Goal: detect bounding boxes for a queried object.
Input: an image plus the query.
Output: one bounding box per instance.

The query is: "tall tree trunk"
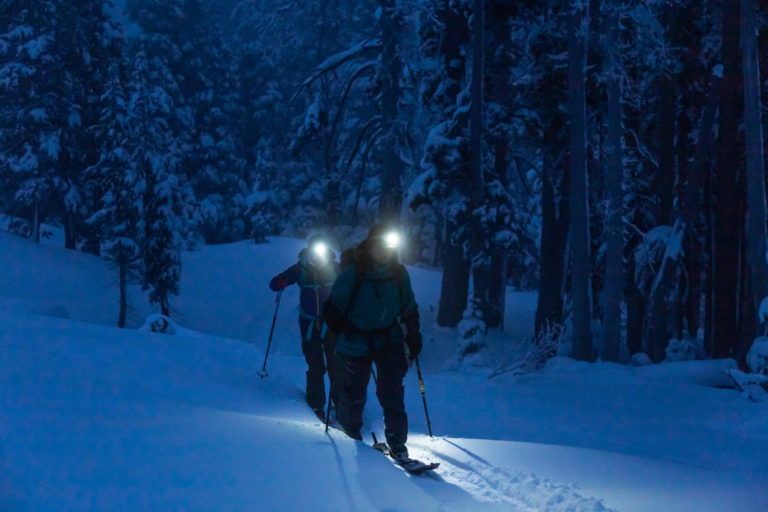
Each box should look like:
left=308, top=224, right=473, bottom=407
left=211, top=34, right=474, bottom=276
left=31, top=199, right=40, bottom=243
left=118, top=250, right=127, bottom=328
left=740, top=0, right=768, bottom=351
left=602, top=0, right=623, bottom=362
left=568, top=1, right=593, bottom=361
left=713, top=1, right=742, bottom=358
left=658, top=79, right=676, bottom=226
left=625, top=244, right=644, bottom=355
left=486, top=141, right=509, bottom=329
left=470, top=0, right=496, bottom=326
left=435, top=1, right=470, bottom=327
left=64, top=209, right=76, bottom=250
left=438, top=218, right=470, bottom=326
left=704, top=171, right=715, bottom=356
left=377, top=0, right=404, bottom=225
left=658, top=4, right=679, bottom=227
left=649, top=72, right=721, bottom=361
left=535, top=149, right=570, bottom=341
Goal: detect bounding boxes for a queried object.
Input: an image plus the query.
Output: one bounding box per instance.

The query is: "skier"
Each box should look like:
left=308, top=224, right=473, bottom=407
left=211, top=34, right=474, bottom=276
left=322, top=225, right=423, bottom=462
left=269, top=235, right=340, bottom=420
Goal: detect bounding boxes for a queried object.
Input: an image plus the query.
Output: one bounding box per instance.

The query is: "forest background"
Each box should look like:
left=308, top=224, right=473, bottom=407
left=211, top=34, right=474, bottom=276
left=2, top=0, right=768, bottom=370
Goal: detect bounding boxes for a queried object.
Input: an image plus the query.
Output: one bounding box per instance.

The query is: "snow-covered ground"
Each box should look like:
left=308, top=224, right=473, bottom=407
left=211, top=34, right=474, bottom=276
left=1, top=230, right=767, bottom=511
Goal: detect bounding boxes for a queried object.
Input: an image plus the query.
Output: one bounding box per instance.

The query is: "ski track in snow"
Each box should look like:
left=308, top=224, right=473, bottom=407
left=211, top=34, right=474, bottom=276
left=409, top=439, right=614, bottom=512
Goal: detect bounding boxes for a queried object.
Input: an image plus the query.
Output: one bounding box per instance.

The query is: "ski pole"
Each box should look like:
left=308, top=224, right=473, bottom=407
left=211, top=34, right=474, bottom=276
left=325, top=353, right=336, bottom=432
left=414, top=356, right=433, bottom=437
left=258, top=290, right=282, bottom=378
left=324, top=382, right=333, bottom=432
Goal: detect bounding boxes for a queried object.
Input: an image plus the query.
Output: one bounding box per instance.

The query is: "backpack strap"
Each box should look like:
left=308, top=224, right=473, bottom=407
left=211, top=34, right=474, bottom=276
left=391, top=263, right=407, bottom=315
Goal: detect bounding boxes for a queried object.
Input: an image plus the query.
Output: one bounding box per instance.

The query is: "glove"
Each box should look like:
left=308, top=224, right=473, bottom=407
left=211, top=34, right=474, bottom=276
left=323, top=301, right=344, bottom=334
left=269, top=274, right=288, bottom=292
left=405, top=331, right=422, bottom=360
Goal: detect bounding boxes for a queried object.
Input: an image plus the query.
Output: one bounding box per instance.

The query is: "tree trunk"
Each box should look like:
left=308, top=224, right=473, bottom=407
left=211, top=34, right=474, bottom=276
left=568, top=1, right=593, bottom=361
left=31, top=199, right=40, bottom=243
left=118, top=251, right=127, bottom=328
left=625, top=245, right=645, bottom=355
left=602, top=0, right=623, bottom=363
left=649, top=72, right=721, bottom=361
left=741, top=0, right=768, bottom=348
left=470, top=0, right=496, bottom=327
left=713, top=0, right=742, bottom=358
left=535, top=152, right=570, bottom=340
left=485, top=141, right=509, bottom=329
left=64, top=209, right=76, bottom=250
left=658, top=82, right=676, bottom=226
left=437, top=218, right=470, bottom=327
left=435, top=1, right=470, bottom=326
left=658, top=3, right=678, bottom=226
left=683, top=229, right=704, bottom=338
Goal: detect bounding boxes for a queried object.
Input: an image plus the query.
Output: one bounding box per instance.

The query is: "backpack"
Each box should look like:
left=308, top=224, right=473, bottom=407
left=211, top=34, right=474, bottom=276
left=340, top=247, right=406, bottom=316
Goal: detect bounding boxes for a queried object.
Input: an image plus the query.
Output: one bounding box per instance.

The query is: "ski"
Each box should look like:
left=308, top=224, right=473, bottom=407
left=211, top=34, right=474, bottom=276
left=371, top=433, right=439, bottom=475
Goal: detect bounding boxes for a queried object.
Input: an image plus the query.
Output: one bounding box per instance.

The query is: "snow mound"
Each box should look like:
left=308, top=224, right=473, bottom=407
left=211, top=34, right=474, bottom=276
left=727, top=368, right=768, bottom=402
left=747, top=337, right=768, bottom=374
left=630, top=353, right=653, bottom=366
left=138, top=314, right=203, bottom=338
left=665, top=335, right=699, bottom=362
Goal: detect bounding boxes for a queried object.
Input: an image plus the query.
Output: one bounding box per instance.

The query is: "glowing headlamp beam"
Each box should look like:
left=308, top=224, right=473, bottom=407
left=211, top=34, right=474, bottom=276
left=311, top=242, right=328, bottom=260
left=383, top=232, right=401, bottom=249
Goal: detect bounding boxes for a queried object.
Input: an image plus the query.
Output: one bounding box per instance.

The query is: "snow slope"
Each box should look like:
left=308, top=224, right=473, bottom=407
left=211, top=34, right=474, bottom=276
left=1, top=231, right=767, bottom=511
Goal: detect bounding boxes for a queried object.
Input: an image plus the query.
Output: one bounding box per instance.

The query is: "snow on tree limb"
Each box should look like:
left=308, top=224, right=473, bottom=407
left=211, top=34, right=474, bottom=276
left=299, top=39, right=381, bottom=90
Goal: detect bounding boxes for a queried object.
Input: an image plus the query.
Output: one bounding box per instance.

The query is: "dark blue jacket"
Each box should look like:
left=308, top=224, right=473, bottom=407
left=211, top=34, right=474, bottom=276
left=269, top=249, right=340, bottom=319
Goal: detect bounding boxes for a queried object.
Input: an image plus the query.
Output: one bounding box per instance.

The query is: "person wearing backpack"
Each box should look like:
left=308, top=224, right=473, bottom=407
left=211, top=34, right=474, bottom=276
left=322, top=225, right=423, bottom=461
left=269, top=234, right=340, bottom=420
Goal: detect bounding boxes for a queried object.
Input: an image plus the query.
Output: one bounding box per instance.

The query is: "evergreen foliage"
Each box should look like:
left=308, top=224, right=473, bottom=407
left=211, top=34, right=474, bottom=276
left=2, top=0, right=767, bottom=367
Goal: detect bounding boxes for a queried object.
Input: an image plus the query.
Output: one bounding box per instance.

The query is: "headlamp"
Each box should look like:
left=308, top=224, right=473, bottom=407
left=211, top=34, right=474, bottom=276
left=383, top=232, right=401, bottom=249
left=311, top=241, right=328, bottom=261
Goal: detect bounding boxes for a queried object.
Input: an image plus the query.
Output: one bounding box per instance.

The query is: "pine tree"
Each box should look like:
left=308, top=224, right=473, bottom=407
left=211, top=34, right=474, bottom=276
left=0, top=1, right=58, bottom=241
left=90, top=58, right=144, bottom=327
left=128, top=49, right=185, bottom=316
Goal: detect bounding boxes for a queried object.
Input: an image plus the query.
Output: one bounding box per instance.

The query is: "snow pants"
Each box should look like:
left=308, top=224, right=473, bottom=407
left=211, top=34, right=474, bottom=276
left=337, top=342, right=409, bottom=452
left=299, top=318, right=338, bottom=413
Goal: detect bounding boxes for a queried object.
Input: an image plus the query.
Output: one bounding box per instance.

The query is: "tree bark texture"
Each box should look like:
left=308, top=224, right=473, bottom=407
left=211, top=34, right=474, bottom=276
left=568, top=1, right=593, bottom=361
left=469, top=0, right=500, bottom=328
left=740, top=0, right=768, bottom=344
left=435, top=1, right=471, bottom=327
left=535, top=152, right=570, bottom=340
left=713, top=1, right=743, bottom=358
left=119, top=252, right=127, bottom=328
left=602, top=0, right=623, bottom=362
left=648, top=73, right=720, bottom=361
left=438, top=218, right=470, bottom=327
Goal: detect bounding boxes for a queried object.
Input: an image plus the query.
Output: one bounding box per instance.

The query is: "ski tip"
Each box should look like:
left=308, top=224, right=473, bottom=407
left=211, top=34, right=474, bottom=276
left=401, top=461, right=440, bottom=475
